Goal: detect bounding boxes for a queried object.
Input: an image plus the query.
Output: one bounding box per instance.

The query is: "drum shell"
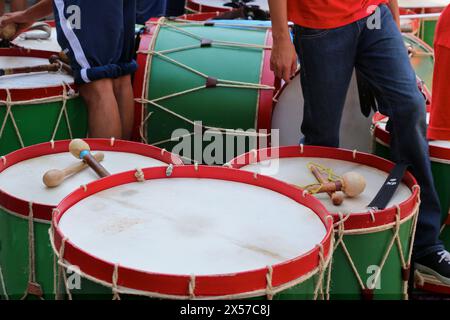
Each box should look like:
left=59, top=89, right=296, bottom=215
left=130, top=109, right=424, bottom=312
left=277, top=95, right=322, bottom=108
left=0, top=139, right=183, bottom=299
left=133, top=18, right=276, bottom=164
left=229, top=146, right=420, bottom=299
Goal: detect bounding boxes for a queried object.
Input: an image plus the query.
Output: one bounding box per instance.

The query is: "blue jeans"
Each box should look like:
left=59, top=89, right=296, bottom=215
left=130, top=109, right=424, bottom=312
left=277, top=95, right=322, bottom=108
left=293, top=4, right=443, bottom=258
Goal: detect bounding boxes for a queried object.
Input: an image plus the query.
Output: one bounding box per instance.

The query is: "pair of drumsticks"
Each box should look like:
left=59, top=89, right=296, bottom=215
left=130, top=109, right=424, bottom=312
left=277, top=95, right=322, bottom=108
left=43, top=139, right=111, bottom=188
left=304, top=164, right=366, bottom=206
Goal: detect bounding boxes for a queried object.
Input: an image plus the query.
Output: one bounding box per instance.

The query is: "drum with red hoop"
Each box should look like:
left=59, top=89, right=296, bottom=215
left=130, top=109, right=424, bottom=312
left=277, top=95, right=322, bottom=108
left=229, top=146, right=420, bottom=299
left=185, top=0, right=269, bottom=13
left=49, top=165, right=333, bottom=299
left=0, top=139, right=182, bottom=300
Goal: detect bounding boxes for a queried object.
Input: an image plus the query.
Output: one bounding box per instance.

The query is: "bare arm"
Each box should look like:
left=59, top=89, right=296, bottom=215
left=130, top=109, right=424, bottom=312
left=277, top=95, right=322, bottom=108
left=268, top=0, right=297, bottom=82
left=0, top=0, right=53, bottom=39
left=388, top=0, right=401, bottom=28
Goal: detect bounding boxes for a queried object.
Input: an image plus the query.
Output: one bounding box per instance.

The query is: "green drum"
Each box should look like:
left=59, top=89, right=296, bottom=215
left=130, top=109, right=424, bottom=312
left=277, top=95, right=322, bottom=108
left=0, top=48, right=87, bottom=156
left=134, top=18, right=276, bottom=164
left=372, top=113, right=450, bottom=294
left=399, top=0, right=450, bottom=47
left=230, top=146, right=421, bottom=300
left=49, top=165, right=333, bottom=300
left=0, top=139, right=183, bottom=300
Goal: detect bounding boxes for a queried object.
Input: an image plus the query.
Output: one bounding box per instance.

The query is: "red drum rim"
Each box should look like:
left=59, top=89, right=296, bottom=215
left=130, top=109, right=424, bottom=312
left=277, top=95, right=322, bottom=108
left=51, top=165, right=333, bottom=298
left=177, top=12, right=223, bottom=21
left=0, top=139, right=183, bottom=221
left=0, top=48, right=76, bottom=102
left=228, top=145, right=420, bottom=231
left=132, top=18, right=276, bottom=142
left=416, top=277, right=450, bottom=294
left=185, top=0, right=233, bottom=13
left=372, top=112, right=450, bottom=162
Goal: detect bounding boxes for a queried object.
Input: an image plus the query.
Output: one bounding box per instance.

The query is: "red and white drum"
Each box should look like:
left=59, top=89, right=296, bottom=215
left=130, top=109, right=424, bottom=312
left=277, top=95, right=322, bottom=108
left=50, top=166, right=333, bottom=299
left=186, top=0, right=269, bottom=13
left=0, top=139, right=182, bottom=299
left=12, top=21, right=61, bottom=53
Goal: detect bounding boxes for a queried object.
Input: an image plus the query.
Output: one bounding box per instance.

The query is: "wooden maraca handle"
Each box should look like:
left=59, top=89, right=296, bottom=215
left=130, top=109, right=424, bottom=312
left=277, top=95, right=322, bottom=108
left=69, top=139, right=111, bottom=178
left=81, top=153, right=110, bottom=178
left=310, top=166, right=344, bottom=206
left=49, top=55, right=73, bottom=75
left=307, top=172, right=366, bottom=198
left=43, top=152, right=105, bottom=188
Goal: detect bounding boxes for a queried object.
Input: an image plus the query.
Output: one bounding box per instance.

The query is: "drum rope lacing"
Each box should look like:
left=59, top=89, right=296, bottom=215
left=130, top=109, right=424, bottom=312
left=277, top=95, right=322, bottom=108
left=47, top=203, right=335, bottom=300
left=0, top=83, right=78, bottom=151
left=0, top=265, right=8, bottom=300
left=20, top=202, right=44, bottom=300
left=333, top=185, right=420, bottom=299
left=136, top=18, right=274, bottom=148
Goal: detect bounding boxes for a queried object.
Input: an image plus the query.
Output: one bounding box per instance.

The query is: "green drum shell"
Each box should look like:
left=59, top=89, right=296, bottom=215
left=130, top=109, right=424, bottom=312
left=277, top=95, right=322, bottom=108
left=374, top=118, right=450, bottom=293
left=228, top=146, right=420, bottom=300
left=0, top=140, right=184, bottom=300
left=0, top=49, right=87, bottom=156
left=50, top=166, right=333, bottom=300
left=403, top=33, right=435, bottom=91
left=134, top=18, right=275, bottom=164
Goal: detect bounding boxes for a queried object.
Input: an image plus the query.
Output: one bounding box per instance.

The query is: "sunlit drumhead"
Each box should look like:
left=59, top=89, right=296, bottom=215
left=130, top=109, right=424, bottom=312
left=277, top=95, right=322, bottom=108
left=58, top=177, right=326, bottom=276
left=0, top=152, right=167, bottom=206
left=272, top=73, right=374, bottom=153
left=241, top=157, right=412, bottom=214
left=190, top=0, right=269, bottom=11
left=12, top=27, right=61, bottom=52
left=0, top=56, right=73, bottom=89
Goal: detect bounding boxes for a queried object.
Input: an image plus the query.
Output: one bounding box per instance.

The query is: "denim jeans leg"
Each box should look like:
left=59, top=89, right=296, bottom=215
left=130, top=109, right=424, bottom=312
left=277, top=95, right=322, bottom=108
left=293, top=24, right=359, bottom=147
left=355, top=4, right=443, bottom=258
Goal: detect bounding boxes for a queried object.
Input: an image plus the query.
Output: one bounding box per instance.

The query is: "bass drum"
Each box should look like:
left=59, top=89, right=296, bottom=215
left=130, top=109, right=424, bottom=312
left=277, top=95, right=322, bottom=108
left=12, top=21, right=61, bottom=53
left=186, top=0, right=269, bottom=13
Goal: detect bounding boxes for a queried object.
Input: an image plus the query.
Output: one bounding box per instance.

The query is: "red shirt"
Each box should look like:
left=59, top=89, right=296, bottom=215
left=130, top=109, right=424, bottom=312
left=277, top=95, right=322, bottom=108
left=428, top=5, right=450, bottom=140
left=288, top=0, right=389, bottom=29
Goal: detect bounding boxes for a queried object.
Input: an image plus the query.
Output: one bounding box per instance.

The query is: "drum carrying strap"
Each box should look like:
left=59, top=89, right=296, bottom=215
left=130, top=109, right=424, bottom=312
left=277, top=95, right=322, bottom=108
left=367, top=163, right=409, bottom=210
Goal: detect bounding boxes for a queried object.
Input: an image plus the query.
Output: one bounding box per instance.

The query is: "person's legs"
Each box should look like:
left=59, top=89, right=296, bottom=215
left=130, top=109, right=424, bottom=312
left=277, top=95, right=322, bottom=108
left=355, top=4, right=443, bottom=258
left=293, top=24, right=359, bottom=147
left=113, top=75, right=134, bottom=140
left=79, top=79, right=122, bottom=139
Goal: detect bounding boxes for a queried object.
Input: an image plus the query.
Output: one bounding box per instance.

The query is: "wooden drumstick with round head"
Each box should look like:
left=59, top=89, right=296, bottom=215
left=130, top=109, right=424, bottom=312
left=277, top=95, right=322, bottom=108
left=310, top=165, right=344, bottom=206
left=69, top=139, right=111, bottom=178
left=307, top=172, right=366, bottom=198
left=43, top=152, right=105, bottom=188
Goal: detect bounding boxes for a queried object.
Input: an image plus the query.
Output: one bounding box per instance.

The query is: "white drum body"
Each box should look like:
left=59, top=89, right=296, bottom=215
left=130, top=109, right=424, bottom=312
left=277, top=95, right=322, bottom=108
left=12, top=26, right=61, bottom=53
left=272, top=73, right=373, bottom=153
left=399, top=0, right=450, bottom=9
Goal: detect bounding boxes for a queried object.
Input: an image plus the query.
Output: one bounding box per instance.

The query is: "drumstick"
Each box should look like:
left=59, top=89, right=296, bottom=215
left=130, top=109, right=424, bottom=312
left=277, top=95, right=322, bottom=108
left=306, top=172, right=366, bottom=198
left=69, top=139, right=111, bottom=178
left=0, top=63, right=67, bottom=77
left=0, top=23, right=17, bottom=40
left=43, top=152, right=105, bottom=188
left=49, top=55, right=73, bottom=75
left=310, top=165, right=344, bottom=206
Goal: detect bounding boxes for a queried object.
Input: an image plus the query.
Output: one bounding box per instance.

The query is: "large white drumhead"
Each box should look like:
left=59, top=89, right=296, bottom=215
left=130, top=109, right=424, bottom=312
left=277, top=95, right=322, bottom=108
left=12, top=28, right=61, bottom=52
left=58, top=178, right=326, bottom=275
left=241, top=157, right=412, bottom=214
left=272, top=73, right=374, bottom=153
left=399, top=0, right=450, bottom=9
left=0, top=56, right=73, bottom=89
left=0, top=152, right=167, bottom=206
left=191, top=0, right=269, bottom=11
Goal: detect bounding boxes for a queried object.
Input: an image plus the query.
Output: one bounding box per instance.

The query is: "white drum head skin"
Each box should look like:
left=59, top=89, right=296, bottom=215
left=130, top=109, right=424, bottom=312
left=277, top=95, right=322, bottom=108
left=241, top=157, right=412, bottom=214
left=12, top=28, right=61, bottom=52
left=58, top=178, right=326, bottom=276
left=0, top=151, right=167, bottom=206
left=272, top=73, right=374, bottom=153
left=399, top=0, right=450, bottom=9
left=191, top=0, right=269, bottom=11
left=0, top=56, right=73, bottom=89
